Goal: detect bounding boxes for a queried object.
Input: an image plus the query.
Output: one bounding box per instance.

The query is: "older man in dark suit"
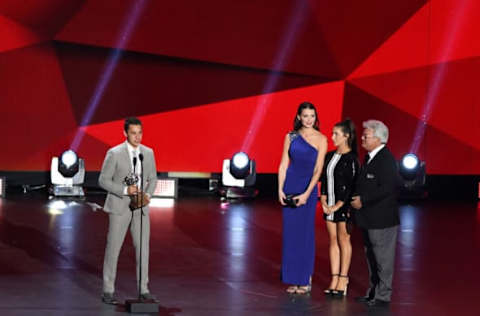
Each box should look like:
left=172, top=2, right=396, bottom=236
left=351, top=120, right=400, bottom=307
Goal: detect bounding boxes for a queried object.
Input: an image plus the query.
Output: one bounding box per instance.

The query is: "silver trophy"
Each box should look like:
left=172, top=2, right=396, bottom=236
left=124, top=173, right=147, bottom=210
left=124, top=172, right=139, bottom=186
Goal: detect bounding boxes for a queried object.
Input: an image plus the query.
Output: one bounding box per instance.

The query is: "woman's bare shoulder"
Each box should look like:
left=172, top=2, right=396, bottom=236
left=312, top=130, right=327, bottom=141
left=311, top=131, right=327, bottom=148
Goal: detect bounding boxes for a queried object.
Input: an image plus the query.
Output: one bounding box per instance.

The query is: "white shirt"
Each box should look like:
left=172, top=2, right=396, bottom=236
left=367, top=144, right=385, bottom=163
left=124, top=141, right=141, bottom=195
left=126, top=141, right=141, bottom=175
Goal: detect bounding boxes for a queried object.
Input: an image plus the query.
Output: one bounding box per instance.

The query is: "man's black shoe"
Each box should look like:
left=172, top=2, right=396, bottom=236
left=101, top=292, right=119, bottom=305
left=355, top=296, right=371, bottom=303
left=140, top=292, right=158, bottom=302
left=366, top=299, right=390, bottom=307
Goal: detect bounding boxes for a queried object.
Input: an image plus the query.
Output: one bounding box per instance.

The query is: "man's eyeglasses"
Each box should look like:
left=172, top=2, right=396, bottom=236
left=361, top=135, right=376, bottom=140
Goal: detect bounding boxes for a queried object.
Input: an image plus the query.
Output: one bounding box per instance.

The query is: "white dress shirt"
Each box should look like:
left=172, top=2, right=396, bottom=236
left=367, top=144, right=385, bottom=164
left=124, top=141, right=141, bottom=195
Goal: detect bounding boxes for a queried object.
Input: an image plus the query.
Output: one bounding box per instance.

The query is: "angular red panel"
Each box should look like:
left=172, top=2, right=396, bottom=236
left=343, top=82, right=480, bottom=174
left=342, top=83, right=426, bottom=162
left=350, top=0, right=480, bottom=78
left=349, top=2, right=430, bottom=78
left=55, top=0, right=339, bottom=77
left=429, top=0, right=480, bottom=64
left=0, top=43, right=77, bottom=170
left=0, top=15, right=44, bottom=52
left=349, top=57, right=480, bottom=151
left=54, top=42, right=330, bottom=126
left=424, top=124, right=480, bottom=174
left=0, top=0, right=84, bottom=38
left=55, top=0, right=424, bottom=78
left=83, top=82, right=345, bottom=172
left=310, top=0, right=427, bottom=77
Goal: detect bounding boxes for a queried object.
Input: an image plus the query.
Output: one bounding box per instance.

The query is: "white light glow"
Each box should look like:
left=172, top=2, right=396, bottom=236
left=402, top=154, right=419, bottom=170
left=48, top=208, right=64, bottom=215
left=0, top=177, right=4, bottom=197
left=48, top=200, right=68, bottom=210
left=149, top=198, right=175, bottom=208
left=61, top=150, right=77, bottom=168
left=232, top=152, right=249, bottom=169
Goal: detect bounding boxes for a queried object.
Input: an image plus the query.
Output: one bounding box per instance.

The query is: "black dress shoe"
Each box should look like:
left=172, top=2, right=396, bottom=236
left=366, top=299, right=390, bottom=307
left=355, top=296, right=371, bottom=303
left=140, top=292, right=158, bottom=302
left=101, top=292, right=119, bottom=305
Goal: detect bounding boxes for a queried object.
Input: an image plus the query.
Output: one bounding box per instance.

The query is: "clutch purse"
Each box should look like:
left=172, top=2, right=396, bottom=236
left=283, top=194, right=300, bottom=208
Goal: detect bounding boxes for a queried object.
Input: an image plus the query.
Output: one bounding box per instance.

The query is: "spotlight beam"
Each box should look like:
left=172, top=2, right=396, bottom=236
left=410, top=0, right=470, bottom=154
left=241, top=0, right=309, bottom=152
left=71, top=0, right=148, bottom=151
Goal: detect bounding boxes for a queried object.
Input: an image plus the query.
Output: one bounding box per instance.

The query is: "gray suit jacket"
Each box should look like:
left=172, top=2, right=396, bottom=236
left=99, top=142, right=157, bottom=214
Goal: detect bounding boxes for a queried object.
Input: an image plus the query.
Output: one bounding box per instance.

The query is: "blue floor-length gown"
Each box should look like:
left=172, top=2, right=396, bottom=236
left=282, top=134, right=318, bottom=286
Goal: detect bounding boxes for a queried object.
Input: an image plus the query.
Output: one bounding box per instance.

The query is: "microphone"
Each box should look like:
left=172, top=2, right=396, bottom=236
left=125, top=155, right=139, bottom=186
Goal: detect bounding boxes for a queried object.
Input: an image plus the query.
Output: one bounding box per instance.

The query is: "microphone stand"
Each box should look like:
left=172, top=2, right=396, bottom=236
left=126, top=152, right=158, bottom=313
left=138, top=154, right=143, bottom=300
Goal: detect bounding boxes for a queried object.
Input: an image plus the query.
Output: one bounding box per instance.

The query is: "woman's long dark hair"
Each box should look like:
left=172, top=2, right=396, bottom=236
left=334, top=118, right=358, bottom=156
left=293, top=101, right=319, bottom=131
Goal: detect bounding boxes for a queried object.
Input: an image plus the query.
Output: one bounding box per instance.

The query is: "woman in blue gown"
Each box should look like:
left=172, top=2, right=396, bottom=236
left=278, top=102, right=327, bottom=294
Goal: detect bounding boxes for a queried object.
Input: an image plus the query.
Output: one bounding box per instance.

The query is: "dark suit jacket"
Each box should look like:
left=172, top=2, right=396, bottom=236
left=354, top=146, right=400, bottom=229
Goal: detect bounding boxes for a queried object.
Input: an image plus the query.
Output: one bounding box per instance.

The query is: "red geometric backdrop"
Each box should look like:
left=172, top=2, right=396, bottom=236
left=1, top=0, right=479, bottom=174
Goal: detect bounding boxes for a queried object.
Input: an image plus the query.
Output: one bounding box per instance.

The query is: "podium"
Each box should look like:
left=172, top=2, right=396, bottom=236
left=126, top=298, right=159, bottom=313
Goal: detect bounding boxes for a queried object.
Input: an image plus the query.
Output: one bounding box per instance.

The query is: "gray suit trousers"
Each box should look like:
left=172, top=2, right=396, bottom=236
left=363, top=225, right=398, bottom=302
left=103, top=210, right=150, bottom=294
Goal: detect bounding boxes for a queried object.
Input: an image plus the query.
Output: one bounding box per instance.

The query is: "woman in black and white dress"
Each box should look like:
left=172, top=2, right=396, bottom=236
left=320, top=119, right=359, bottom=297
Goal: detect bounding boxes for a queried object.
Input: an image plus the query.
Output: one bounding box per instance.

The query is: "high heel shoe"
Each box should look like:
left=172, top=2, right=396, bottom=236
left=295, top=285, right=311, bottom=295
left=286, top=286, right=298, bottom=294
left=332, top=275, right=349, bottom=297
left=324, top=274, right=339, bottom=295
left=296, top=276, right=312, bottom=295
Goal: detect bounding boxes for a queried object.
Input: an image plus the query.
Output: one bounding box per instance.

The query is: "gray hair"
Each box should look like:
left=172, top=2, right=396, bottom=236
left=363, top=120, right=389, bottom=143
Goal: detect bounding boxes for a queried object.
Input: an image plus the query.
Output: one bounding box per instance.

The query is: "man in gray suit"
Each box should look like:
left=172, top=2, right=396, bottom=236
left=99, top=117, right=158, bottom=304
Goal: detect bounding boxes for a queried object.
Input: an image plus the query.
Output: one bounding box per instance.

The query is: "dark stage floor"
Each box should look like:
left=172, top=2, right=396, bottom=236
left=0, top=192, right=479, bottom=315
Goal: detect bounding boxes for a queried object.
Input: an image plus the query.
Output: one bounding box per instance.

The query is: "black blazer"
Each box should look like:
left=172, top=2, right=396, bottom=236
left=354, top=146, right=400, bottom=229
left=320, top=151, right=360, bottom=212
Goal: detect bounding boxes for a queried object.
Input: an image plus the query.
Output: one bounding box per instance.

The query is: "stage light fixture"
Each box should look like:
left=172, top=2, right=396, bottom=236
left=50, top=149, right=85, bottom=197
left=399, top=153, right=423, bottom=181
left=230, top=152, right=251, bottom=179
left=59, top=150, right=79, bottom=178
left=221, top=152, right=257, bottom=199
left=0, top=177, right=5, bottom=197
left=398, top=153, right=426, bottom=198
left=402, top=154, right=419, bottom=170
